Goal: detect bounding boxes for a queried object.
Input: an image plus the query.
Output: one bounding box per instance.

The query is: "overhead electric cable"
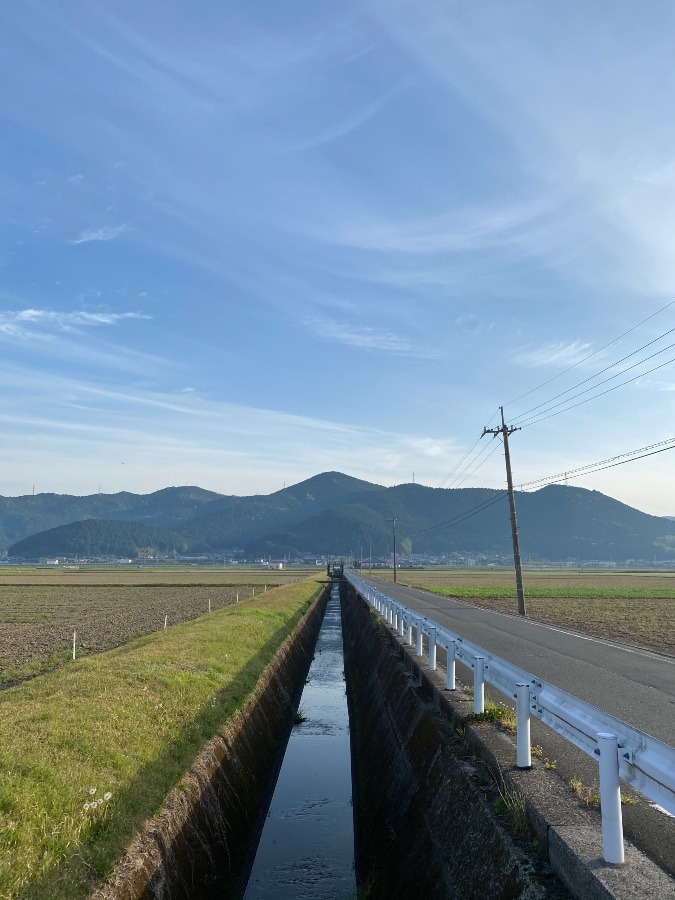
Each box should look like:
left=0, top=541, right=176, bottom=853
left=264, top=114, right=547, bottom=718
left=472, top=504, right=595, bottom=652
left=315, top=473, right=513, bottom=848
left=514, top=345, right=675, bottom=428
left=450, top=438, right=503, bottom=489
left=505, top=298, right=675, bottom=408
left=412, top=491, right=509, bottom=535
left=519, top=353, right=675, bottom=428
left=511, top=325, right=675, bottom=423
left=436, top=433, right=484, bottom=489
left=410, top=421, right=499, bottom=520
left=517, top=437, right=675, bottom=490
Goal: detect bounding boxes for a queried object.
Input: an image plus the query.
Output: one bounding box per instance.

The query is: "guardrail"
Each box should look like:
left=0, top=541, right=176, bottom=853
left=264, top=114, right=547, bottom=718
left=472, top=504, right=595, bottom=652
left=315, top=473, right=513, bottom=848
left=345, top=571, right=675, bottom=865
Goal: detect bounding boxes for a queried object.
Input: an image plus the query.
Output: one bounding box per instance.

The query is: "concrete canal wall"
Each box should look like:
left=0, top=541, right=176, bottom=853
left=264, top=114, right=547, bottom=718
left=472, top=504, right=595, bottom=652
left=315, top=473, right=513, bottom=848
left=340, top=580, right=563, bottom=899
left=92, top=585, right=329, bottom=900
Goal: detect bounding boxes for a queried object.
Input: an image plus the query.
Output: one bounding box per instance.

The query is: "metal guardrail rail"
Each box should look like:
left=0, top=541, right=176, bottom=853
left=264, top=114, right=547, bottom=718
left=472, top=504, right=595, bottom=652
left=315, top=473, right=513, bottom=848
left=345, top=571, right=675, bottom=865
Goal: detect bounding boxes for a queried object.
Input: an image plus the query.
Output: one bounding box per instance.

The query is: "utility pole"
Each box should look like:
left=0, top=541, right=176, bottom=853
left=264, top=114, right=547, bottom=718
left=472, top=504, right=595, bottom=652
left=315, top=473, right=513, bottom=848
left=392, top=518, right=397, bottom=583
left=482, top=407, right=526, bottom=616
left=369, top=535, right=372, bottom=574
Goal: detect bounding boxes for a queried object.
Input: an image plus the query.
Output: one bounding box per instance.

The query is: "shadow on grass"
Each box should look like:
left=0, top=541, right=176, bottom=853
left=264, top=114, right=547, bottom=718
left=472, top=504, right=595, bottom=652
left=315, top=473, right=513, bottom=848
left=20, top=598, right=322, bottom=900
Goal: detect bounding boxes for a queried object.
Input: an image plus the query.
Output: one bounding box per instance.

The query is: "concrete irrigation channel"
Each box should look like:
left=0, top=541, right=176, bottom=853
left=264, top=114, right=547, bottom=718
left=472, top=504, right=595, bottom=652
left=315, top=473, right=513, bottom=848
left=95, top=578, right=674, bottom=899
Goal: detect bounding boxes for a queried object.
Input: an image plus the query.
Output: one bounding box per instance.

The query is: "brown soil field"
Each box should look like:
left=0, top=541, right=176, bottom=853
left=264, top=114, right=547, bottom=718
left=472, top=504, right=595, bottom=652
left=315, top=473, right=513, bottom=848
left=379, top=569, right=675, bottom=655
left=0, top=575, right=298, bottom=682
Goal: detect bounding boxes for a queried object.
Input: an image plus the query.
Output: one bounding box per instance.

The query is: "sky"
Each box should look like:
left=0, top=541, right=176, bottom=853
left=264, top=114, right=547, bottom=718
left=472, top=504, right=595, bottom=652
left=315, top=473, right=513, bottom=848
left=2, top=1, right=675, bottom=515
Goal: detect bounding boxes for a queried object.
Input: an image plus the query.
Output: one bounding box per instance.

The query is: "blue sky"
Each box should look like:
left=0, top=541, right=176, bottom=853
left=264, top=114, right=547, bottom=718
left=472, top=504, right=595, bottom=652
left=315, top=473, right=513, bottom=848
left=2, top=1, right=675, bottom=514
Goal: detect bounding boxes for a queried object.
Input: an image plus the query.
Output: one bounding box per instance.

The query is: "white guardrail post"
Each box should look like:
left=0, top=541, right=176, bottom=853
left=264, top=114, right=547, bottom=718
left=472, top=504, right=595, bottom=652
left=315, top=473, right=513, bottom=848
left=473, top=656, right=485, bottom=714
left=446, top=640, right=456, bottom=690
left=416, top=620, right=424, bottom=657
left=345, top=570, right=675, bottom=865
left=516, top=683, right=531, bottom=769
left=428, top=627, right=437, bottom=671
left=597, top=733, right=625, bottom=864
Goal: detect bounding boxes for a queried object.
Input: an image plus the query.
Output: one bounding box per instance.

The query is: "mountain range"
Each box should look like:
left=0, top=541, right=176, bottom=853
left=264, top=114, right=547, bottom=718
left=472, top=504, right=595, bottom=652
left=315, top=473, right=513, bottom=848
left=4, top=472, right=675, bottom=562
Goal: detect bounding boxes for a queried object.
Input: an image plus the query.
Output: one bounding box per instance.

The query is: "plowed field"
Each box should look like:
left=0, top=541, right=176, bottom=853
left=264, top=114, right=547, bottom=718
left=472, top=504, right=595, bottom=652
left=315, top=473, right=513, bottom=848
left=0, top=572, right=291, bottom=681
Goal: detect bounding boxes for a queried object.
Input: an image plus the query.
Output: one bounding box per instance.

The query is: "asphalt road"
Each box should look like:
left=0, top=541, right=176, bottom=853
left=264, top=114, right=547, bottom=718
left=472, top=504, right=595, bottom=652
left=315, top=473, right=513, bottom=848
left=357, top=574, right=675, bottom=747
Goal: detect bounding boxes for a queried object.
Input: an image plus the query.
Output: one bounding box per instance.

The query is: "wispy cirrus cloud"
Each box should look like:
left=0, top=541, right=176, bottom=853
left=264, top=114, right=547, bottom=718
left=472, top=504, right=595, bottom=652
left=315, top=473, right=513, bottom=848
left=0, top=308, right=150, bottom=338
left=71, top=224, right=129, bottom=245
left=513, top=341, right=595, bottom=369
left=304, top=315, right=432, bottom=355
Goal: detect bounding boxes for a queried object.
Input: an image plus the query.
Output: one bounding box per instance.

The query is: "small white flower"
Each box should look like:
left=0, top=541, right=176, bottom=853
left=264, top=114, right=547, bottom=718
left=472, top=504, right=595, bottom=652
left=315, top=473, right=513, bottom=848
left=103, top=792, right=112, bottom=801
left=83, top=802, right=90, bottom=810
left=89, top=787, right=97, bottom=796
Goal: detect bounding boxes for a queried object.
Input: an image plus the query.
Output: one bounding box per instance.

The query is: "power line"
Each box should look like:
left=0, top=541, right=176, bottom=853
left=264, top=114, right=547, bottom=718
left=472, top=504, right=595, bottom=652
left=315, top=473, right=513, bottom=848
left=436, top=433, right=484, bottom=489
left=519, top=352, right=675, bottom=428
left=410, top=423, right=498, bottom=520
left=450, top=438, right=503, bottom=489
left=517, top=437, right=675, bottom=490
left=412, top=491, right=509, bottom=536
left=505, top=298, right=675, bottom=408
left=511, top=325, right=675, bottom=424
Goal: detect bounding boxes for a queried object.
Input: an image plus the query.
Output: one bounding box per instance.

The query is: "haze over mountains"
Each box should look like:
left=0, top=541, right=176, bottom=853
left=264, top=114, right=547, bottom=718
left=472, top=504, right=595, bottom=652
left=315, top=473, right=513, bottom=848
left=4, top=472, right=675, bottom=562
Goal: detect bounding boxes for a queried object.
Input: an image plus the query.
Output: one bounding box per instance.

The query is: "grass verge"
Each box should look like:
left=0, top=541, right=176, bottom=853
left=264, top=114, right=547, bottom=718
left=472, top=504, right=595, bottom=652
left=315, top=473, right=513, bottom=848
left=0, top=578, right=322, bottom=899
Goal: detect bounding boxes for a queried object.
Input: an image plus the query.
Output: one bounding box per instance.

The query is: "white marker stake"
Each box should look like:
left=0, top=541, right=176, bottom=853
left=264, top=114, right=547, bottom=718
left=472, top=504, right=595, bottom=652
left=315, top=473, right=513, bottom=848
left=264, top=584, right=267, bottom=592
left=208, top=598, right=211, bottom=613
left=72, top=631, right=77, bottom=660
left=252, top=587, right=255, bottom=596
left=236, top=592, right=239, bottom=603
left=164, top=615, right=168, bottom=629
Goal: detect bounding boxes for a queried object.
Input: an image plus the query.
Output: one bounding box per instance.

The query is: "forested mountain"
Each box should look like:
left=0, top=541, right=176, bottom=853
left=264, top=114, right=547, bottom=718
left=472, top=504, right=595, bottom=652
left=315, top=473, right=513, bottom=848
left=0, top=486, right=220, bottom=552
left=179, top=472, right=384, bottom=551
left=241, top=482, right=675, bottom=561
left=9, top=520, right=187, bottom=559
left=4, top=473, right=675, bottom=562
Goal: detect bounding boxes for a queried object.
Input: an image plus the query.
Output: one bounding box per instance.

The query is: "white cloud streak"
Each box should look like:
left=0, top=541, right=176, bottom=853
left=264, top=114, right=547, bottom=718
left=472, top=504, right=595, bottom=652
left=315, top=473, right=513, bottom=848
left=71, top=224, right=129, bottom=244
left=0, top=308, right=150, bottom=338
left=304, top=315, right=432, bottom=355
left=513, top=341, right=595, bottom=369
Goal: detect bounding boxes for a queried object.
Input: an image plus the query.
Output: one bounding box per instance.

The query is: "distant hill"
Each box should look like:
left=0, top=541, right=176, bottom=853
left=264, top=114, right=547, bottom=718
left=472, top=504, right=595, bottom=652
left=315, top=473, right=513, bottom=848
left=179, top=472, right=384, bottom=551
left=8, top=520, right=188, bottom=559
left=241, top=481, right=675, bottom=562
left=0, top=486, right=221, bottom=553
left=3, top=472, right=675, bottom=562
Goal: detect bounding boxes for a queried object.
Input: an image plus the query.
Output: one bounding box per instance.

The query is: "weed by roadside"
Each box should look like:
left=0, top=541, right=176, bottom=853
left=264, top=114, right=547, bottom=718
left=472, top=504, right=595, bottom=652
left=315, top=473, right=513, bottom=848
left=466, top=699, right=516, bottom=732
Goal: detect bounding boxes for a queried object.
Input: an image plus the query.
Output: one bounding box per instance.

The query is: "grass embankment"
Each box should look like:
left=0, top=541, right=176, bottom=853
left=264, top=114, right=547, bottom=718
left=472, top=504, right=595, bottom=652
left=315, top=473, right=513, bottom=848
left=0, top=578, right=322, bottom=899
left=389, top=570, right=675, bottom=653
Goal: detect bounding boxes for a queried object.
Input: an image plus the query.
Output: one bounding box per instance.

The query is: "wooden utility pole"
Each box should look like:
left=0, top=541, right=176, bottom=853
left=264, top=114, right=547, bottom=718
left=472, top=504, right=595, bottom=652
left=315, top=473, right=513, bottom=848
left=482, top=407, right=526, bottom=616
left=392, top=518, right=397, bottom=583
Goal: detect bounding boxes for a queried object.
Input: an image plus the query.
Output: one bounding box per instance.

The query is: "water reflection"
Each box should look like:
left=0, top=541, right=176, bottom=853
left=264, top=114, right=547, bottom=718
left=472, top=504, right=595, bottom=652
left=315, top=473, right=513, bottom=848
left=243, top=587, right=355, bottom=899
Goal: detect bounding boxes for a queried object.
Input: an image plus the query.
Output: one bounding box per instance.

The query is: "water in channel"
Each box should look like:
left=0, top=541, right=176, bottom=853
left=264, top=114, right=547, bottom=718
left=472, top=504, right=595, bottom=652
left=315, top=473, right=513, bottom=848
left=243, top=584, right=355, bottom=899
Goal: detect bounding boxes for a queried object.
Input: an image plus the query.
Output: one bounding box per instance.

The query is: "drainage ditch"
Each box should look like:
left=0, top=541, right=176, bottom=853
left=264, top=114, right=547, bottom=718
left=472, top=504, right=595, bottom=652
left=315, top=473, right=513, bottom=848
left=98, top=580, right=568, bottom=899
left=243, top=582, right=355, bottom=898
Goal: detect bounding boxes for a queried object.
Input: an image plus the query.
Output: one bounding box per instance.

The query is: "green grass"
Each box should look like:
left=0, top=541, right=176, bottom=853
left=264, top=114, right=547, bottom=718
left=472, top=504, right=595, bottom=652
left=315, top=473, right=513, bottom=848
left=0, top=578, right=322, bottom=899
left=466, top=698, right=516, bottom=732
left=426, top=584, right=675, bottom=600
